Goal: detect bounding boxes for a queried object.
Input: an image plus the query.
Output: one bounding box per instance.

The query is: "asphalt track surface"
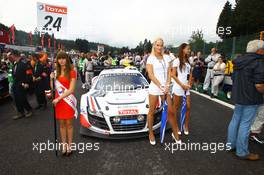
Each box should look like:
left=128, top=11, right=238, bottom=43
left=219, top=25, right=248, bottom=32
left=0, top=81, right=263, bottom=175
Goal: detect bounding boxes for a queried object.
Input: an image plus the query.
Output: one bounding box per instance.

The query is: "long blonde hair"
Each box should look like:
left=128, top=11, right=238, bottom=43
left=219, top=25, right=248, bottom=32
left=151, top=38, right=164, bottom=57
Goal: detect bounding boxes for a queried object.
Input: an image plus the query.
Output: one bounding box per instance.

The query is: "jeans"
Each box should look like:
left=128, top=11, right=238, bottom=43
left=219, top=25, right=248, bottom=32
left=227, top=104, right=259, bottom=157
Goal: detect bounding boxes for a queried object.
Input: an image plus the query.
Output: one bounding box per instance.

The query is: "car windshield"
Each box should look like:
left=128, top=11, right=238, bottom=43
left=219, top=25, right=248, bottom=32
left=95, top=73, right=149, bottom=91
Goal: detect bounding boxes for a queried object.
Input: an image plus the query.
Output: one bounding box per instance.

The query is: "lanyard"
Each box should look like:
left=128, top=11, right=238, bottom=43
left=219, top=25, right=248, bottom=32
left=158, top=57, right=166, bottom=81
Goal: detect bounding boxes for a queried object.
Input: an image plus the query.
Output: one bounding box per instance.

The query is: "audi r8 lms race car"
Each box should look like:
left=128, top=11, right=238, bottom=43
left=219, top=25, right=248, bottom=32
left=79, top=68, right=162, bottom=139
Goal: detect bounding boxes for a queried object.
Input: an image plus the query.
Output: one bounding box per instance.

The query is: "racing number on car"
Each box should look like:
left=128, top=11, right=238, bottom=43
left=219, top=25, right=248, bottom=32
left=43, top=15, right=62, bottom=32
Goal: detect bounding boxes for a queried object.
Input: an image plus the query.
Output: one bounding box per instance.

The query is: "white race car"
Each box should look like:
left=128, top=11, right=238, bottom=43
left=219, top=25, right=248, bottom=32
left=79, top=68, right=162, bottom=139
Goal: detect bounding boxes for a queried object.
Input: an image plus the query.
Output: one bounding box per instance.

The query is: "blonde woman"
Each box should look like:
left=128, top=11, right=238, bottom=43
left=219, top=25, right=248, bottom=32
left=146, top=38, right=181, bottom=145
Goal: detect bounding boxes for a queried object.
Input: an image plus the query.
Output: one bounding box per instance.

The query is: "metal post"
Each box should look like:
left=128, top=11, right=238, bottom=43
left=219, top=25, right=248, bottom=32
left=51, top=33, right=58, bottom=157
left=232, top=37, right=236, bottom=59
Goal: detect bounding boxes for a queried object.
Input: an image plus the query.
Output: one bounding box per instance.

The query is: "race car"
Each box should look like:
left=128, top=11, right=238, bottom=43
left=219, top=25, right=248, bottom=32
left=79, top=68, right=162, bottom=139
left=0, top=70, right=9, bottom=99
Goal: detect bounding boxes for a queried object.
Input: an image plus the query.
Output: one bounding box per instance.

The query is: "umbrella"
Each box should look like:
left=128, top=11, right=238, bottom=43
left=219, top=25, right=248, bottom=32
left=180, top=92, right=187, bottom=133
left=160, top=97, right=168, bottom=143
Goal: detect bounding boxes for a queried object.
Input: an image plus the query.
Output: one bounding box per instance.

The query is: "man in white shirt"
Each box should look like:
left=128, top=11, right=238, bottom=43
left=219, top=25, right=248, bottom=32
left=83, top=56, right=94, bottom=90
left=203, top=48, right=221, bottom=93
left=211, top=56, right=226, bottom=97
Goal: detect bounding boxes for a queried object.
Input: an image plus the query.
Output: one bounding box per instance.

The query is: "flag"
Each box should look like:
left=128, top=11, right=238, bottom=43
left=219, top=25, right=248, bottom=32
left=160, top=98, right=168, bottom=143
left=48, top=37, right=51, bottom=49
left=9, top=24, right=15, bottom=44
left=41, top=34, right=44, bottom=48
left=0, top=29, right=10, bottom=44
left=180, top=92, right=187, bottom=132
left=29, top=31, right=33, bottom=45
left=54, top=38, right=56, bottom=51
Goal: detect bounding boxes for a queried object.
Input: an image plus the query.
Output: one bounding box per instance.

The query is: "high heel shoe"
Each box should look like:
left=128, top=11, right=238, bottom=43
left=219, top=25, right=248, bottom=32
left=172, top=133, right=182, bottom=144
left=61, top=144, right=67, bottom=156
left=149, top=135, right=156, bottom=145
left=183, top=127, right=189, bottom=135
left=178, top=131, right=182, bottom=135
left=66, top=148, right=72, bottom=156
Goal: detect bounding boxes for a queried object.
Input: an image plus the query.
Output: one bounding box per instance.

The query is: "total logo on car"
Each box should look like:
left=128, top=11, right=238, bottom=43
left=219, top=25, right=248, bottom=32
left=79, top=68, right=162, bottom=139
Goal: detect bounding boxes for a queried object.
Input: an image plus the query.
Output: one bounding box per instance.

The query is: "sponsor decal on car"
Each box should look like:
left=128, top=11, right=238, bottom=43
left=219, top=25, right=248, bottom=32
left=118, top=109, right=139, bottom=115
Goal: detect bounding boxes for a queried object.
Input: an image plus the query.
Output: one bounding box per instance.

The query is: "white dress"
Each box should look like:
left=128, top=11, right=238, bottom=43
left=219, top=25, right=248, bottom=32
left=172, top=58, right=191, bottom=96
left=147, top=55, right=172, bottom=95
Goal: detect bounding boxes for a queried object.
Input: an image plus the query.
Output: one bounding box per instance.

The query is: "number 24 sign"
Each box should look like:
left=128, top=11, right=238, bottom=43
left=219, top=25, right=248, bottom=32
left=37, top=2, right=67, bottom=33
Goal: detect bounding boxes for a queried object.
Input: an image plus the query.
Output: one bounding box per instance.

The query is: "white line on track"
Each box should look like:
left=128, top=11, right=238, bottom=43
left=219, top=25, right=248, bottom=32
left=190, top=90, right=235, bottom=109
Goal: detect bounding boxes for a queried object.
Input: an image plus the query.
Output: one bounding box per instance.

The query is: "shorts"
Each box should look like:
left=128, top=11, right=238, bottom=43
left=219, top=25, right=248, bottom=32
left=173, top=83, right=190, bottom=96
left=148, top=82, right=164, bottom=96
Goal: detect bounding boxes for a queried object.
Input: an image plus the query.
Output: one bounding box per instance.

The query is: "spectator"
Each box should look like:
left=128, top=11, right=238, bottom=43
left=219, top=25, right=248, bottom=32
left=227, top=40, right=264, bottom=161
left=250, top=99, right=264, bottom=144
left=83, top=53, right=94, bottom=90
left=250, top=48, right=264, bottom=144
left=211, top=55, right=226, bottom=98
left=104, top=55, right=113, bottom=67
left=120, top=56, right=132, bottom=67
left=140, top=52, right=149, bottom=79
left=203, top=48, right=221, bottom=93
left=33, top=53, right=50, bottom=110
left=78, top=53, right=86, bottom=89
left=7, top=52, right=15, bottom=98
left=188, top=51, right=196, bottom=66
left=192, top=51, right=204, bottom=91
left=12, top=50, right=33, bottom=120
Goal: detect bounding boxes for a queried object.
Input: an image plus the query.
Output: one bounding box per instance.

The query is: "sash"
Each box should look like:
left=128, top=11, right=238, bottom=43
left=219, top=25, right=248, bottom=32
left=55, top=80, right=78, bottom=119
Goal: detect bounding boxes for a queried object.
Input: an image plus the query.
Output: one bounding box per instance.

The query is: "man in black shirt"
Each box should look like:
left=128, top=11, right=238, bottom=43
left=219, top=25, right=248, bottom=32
left=33, top=53, right=50, bottom=110
left=12, top=50, right=33, bottom=120
left=227, top=40, right=264, bottom=161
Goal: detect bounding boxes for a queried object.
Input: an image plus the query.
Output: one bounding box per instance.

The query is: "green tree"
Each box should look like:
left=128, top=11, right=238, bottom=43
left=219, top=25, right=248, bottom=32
left=188, top=30, right=205, bottom=52
left=75, top=39, right=90, bottom=52
left=216, top=1, right=233, bottom=39
left=232, top=0, right=264, bottom=36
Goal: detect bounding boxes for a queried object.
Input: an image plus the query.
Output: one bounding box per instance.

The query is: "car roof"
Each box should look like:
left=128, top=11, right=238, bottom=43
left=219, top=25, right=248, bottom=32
left=100, top=68, right=140, bottom=75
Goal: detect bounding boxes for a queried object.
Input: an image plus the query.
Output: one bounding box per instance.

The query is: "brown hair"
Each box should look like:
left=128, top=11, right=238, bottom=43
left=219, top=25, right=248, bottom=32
left=56, top=51, right=72, bottom=80
left=178, top=43, right=190, bottom=72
